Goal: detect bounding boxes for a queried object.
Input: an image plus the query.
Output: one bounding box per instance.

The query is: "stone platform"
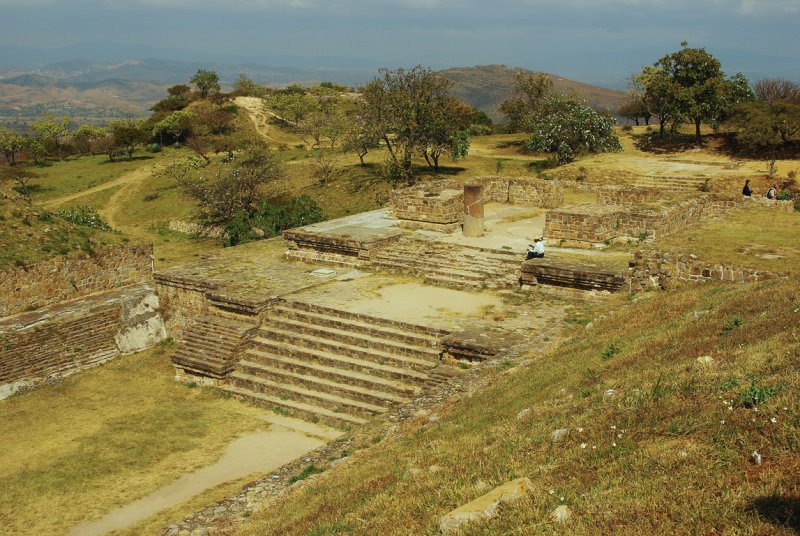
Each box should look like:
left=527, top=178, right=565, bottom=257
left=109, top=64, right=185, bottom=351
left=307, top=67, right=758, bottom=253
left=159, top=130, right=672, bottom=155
left=520, top=259, right=628, bottom=293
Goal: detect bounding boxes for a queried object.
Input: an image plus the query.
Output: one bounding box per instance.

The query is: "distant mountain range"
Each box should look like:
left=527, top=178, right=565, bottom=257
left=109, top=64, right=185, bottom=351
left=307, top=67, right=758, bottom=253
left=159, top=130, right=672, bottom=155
left=0, top=57, right=627, bottom=126
left=442, top=65, right=628, bottom=123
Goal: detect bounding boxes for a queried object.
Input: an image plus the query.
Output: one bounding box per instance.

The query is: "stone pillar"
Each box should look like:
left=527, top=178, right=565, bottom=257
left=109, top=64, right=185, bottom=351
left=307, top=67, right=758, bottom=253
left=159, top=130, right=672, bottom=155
left=463, top=184, right=484, bottom=237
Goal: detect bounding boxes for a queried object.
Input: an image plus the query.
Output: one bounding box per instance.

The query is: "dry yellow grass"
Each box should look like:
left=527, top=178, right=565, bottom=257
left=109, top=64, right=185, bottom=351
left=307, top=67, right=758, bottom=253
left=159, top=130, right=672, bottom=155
left=0, top=343, right=269, bottom=536
left=236, top=279, right=800, bottom=535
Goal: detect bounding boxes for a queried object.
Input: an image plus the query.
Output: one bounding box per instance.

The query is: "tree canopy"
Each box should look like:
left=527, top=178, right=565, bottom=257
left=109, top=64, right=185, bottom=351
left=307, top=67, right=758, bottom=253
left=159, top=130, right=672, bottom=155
left=190, top=69, right=221, bottom=99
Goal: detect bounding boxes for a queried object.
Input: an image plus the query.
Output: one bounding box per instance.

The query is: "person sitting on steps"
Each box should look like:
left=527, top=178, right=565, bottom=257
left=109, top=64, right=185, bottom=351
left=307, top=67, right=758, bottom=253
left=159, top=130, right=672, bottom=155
left=765, top=185, right=777, bottom=200
left=526, top=238, right=545, bottom=260
left=742, top=179, right=752, bottom=197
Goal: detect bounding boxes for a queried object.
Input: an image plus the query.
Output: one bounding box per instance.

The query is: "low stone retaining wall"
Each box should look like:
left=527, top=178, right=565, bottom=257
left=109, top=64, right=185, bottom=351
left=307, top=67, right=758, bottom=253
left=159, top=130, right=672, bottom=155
left=167, top=220, right=225, bottom=238
left=0, top=286, right=166, bottom=399
left=520, top=259, right=627, bottom=293
left=0, top=243, right=153, bottom=318
left=630, top=249, right=786, bottom=291
left=390, top=177, right=563, bottom=232
left=545, top=194, right=744, bottom=246
left=596, top=185, right=665, bottom=205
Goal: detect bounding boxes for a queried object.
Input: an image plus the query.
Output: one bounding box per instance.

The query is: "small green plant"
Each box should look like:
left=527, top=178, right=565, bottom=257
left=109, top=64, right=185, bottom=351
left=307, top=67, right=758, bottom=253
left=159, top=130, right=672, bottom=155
left=288, top=464, right=323, bottom=484
left=146, top=143, right=162, bottom=153
left=719, top=378, right=740, bottom=391
left=54, top=205, right=112, bottom=231
left=776, top=191, right=792, bottom=201
left=766, top=159, right=777, bottom=178
left=638, top=230, right=650, bottom=242
left=458, top=362, right=470, bottom=370
left=495, top=158, right=505, bottom=174
left=738, top=380, right=778, bottom=408
left=142, top=192, right=160, bottom=202
left=601, top=344, right=621, bottom=361
left=720, top=316, right=744, bottom=336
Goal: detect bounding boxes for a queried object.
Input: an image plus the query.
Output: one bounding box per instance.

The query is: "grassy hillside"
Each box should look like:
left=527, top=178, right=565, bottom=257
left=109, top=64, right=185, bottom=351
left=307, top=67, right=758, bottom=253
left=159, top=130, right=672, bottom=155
left=442, top=64, right=628, bottom=123
left=0, top=186, right=124, bottom=271
left=237, top=279, right=800, bottom=534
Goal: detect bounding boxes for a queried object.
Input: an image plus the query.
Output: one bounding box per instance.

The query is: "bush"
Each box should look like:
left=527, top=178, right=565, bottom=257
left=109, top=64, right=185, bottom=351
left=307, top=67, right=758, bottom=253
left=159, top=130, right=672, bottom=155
left=224, top=195, right=325, bottom=247
left=776, top=191, right=792, bottom=201
left=146, top=143, right=162, bottom=153
left=54, top=205, right=112, bottom=230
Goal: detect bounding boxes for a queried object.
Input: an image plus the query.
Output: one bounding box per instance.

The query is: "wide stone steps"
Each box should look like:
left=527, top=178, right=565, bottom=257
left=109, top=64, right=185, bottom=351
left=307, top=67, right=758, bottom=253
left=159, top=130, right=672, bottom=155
left=423, top=273, right=484, bottom=291
left=247, top=339, right=432, bottom=383
left=279, top=300, right=448, bottom=338
left=266, top=316, right=440, bottom=361
left=237, top=359, right=410, bottom=407
left=633, top=177, right=704, bottom=191
left=240, top=352, right=421, bottom=398
left=269, top=305, right=441, bottom=347
left=255, top=328, right=435, bottom=372
left=372, top=255, right=488, bottom=281
left=223, top=299, right=446, bottom=429
left=229, top=372, right=388, bottom=418
left=172, top=314, right=256, bottom=378
left=221, top=384, right=367, bottom=428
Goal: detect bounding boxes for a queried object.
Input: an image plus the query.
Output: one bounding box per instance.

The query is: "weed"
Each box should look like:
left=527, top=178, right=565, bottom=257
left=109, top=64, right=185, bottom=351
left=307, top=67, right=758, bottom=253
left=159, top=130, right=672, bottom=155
left=601, top=344, right=621, bottom=361
left=638, top=230, right=650, bottom=242
left=458, top=363, right=470, bottom=370
left=719, top=378, right=740, bottom=391
left=738, top=380, right=779, bottom=408
left=142, top=192, right=161, bottom=202
left=720, top=316, right=744, bottom=336
left=289, top=464, right=323, bottom=484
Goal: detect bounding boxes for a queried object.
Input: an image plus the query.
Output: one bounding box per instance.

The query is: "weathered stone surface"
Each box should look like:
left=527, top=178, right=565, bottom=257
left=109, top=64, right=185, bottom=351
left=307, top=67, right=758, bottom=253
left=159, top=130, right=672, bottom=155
left=520, top=259, right=627, bottom=293
left=549, top=505, right=572, bottom=523
left=463, top=184, right=485, bottom=237
left=0, top=243, right=152, bottom=318
left=551, top=428, right=569, bottom=442
left=439, top=477, right=534, bottom=534
left=115, top=287, right=167, bottom=354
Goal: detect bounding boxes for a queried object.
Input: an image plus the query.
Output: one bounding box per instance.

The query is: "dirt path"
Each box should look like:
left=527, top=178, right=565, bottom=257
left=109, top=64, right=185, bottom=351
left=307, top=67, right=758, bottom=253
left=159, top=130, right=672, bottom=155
left=67, top=416, right=340, bottom=536
left=41, top=163, right=159, bottom=210
left=235, top=96, right=303, bottom=146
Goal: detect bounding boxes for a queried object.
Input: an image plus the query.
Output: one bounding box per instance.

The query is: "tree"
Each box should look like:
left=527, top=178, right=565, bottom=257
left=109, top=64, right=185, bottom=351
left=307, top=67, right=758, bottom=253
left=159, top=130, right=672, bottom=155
left=753, top=78, right=800, bottom=104
left=633, top=66, right=683, bottom=136
left=0, top=164, right=37, bottom=205
left=152, top=111, right=194, bottom=146
left=151, top=85, right=192, bottom=113
left=0, top=128, right=27, bottom=165
left=358, top=66, right=469, bottom=185
left=72, top=125, right=108, bottom=156
left=419, top=99, right=472, bottom=171
left=728, top=101, right=800, bottom=151
left=618, top=98, right=651, bottom=126
left=232, top=73, right=265, bottom=97
left=524, top=94, right=622, bottom=164
left=499, top=72, right=554, bottom=132
left=105, top=120, right=148, bottom=161
left=342, top=116, right=381, bottom=166
left=177, top=143, right=284, bottom=225
left=31, top=113, right=71, bottom=160
left=190, top=69, right=221, bottom=99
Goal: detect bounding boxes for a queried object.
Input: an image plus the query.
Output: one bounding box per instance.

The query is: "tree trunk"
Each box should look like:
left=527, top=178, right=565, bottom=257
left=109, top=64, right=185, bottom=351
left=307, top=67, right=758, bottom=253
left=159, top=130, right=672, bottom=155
left=659, top=118, right=666, bottom=137
left=644, top=115, right=651, bottom=126
left=357, top=149, right=367, bottom=166
left=694, top=118, right=702, bottom=144
left=634, top=118, right=640, bottom=127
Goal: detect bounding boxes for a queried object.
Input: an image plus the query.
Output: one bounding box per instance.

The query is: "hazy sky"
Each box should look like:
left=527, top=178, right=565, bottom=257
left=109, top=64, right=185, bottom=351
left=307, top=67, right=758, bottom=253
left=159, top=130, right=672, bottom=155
left=1, top=0, right=798, bottom=86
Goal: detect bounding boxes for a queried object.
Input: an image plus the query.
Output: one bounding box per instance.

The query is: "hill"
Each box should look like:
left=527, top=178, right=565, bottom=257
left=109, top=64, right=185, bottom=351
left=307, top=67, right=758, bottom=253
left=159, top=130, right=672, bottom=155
left=236, top=278, right=800, bottom=535
left=441, top=64, right=629, bottom=123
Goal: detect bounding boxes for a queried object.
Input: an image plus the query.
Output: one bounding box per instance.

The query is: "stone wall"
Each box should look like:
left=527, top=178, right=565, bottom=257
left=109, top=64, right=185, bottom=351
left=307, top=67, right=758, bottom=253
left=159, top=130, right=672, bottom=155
left=630, top=249, right=785, bottom=291
left=0, top=243, right=153, bottom=318
left=477, top=177, right=563, bottom=208
left=596, top=185, right=665, bottom=205
left=545, top=194, right=745, bottom=246
left=390, top=177, right=563, bottom=232
left=390, top=184, right=463, bottom=231
left=153, top=273, right=213, bottom=339
left=0, top=286, right=166, bottom=399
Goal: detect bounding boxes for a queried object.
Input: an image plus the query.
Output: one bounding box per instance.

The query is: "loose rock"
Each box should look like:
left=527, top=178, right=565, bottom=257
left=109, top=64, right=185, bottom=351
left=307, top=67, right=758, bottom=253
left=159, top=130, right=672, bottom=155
left=549, top=505, right=572, bottom=523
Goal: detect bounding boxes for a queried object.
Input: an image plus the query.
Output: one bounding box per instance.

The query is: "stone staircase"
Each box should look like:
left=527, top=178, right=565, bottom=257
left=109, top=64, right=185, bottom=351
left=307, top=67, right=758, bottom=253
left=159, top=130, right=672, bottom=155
left=632, top=176, right=706, bottom=191
left=172, top=314, right=258, bottom=379
left=370, top=237, right=522, bottom=291
left=222, top=299, right=448, bottom=428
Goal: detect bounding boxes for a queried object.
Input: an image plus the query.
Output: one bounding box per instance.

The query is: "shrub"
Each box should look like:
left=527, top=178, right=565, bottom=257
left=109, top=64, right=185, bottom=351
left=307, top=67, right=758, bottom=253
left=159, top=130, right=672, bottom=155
left=54, top=205, right=112, bottom=230
left=224, top=195, right=325, bottom=247
left=720, top=316, right=744, bottom=336
left=601, top=344, right=621, bottom=361
left=738, top=380, right=779, bottom=408
left=146, top=143, right=162, bottom=153
left=288, top=464, right=323, bottom=484
left=776, top=191, right=792, bottom=201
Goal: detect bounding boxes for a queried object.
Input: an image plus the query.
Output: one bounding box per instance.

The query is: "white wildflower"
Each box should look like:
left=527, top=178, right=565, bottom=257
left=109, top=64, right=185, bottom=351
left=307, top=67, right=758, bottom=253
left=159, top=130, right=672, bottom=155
left=580, top=443, right=587, bottom=449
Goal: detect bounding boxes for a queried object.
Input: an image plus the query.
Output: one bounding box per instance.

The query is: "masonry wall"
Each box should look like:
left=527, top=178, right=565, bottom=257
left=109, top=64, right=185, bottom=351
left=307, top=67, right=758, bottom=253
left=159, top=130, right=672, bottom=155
left=477, top=177, right=563, bottom=208
left=630, top=249, right=785, bottom=291
left=153, top=275, right=211, bottom=339
left=0, top=243, right=153, bottom=318
left=596, top=185, right=664, bottom=205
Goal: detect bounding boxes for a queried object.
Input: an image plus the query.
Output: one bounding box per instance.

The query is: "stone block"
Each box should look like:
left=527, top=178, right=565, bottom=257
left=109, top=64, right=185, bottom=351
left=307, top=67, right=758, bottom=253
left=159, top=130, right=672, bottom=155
left=439, top=477, right=534, bottom=534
